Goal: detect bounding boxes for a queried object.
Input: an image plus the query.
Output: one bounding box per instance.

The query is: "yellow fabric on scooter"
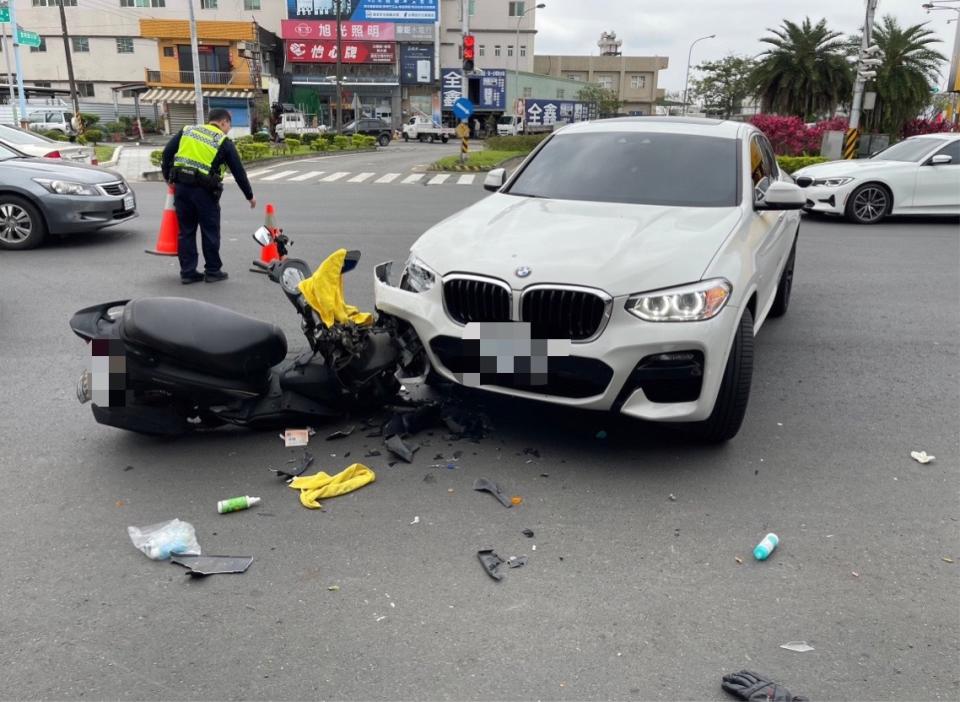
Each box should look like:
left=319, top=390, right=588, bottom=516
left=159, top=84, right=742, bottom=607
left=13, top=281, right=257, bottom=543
left=288, top=463, right=376, bottom=509
left=297, top=248, right=374, bottom=329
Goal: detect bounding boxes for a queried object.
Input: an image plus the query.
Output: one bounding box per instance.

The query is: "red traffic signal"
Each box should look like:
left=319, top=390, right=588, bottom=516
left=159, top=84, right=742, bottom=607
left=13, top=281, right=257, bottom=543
left=463, top=33, right=476, bottom=69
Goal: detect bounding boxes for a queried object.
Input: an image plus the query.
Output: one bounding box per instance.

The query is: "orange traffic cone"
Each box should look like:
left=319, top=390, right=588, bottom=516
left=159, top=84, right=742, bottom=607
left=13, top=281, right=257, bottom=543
left=145, top=184, right=178, bottom=256
left=253, top=203, right=281, bottom=269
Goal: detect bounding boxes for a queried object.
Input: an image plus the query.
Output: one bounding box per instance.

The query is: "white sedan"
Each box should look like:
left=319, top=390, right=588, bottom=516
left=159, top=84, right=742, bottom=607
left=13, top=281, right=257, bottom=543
left=0, top=123, right=91, bottom=164
left=793, top=133, right=960, bottom=224
left=375, top=118, right=805, bottom=442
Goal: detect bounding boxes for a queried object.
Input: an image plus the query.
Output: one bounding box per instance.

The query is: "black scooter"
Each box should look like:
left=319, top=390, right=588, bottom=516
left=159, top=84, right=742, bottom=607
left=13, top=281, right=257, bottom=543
left=70, top=249, right=402, bottom=436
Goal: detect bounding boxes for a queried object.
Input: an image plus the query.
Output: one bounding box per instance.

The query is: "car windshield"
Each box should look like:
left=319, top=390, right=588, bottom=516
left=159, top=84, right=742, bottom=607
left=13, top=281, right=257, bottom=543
left=506, top=131, right=739, bottom=207
left=0, top=142, right=24, bottom=160
left=872, top=138, right=944, bottom=162
left=498, top=116, right=515, bottom=125
left=0, top=124, right=55, bottom=145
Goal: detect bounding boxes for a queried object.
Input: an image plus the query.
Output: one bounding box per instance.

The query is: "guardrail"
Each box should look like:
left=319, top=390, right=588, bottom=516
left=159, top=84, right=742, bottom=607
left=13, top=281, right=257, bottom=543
left=145, top=69, right=248, bottom=87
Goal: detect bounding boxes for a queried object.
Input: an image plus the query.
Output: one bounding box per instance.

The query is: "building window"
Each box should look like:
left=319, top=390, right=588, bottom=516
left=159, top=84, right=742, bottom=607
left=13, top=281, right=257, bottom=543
left=77, top=82, right=95, bottom=98
left=507, top=45, right=513, bottom=57
left=200, top=0, right=218, bottom=8
left=71, top=36, right=89, bottom=52
left=120, top=0, right=166, bottom=6
left=523, top=87, right=533, bottom=98
left=630, top=74, right=646, bottom=89
left=33, top=81, right=52, bottom=88
left=565, top=73, right=582, bottom=81
left=520, top=45, right=526, bottom=57
left=244, top=0, right=260, bottom=8
left=163, top=46, right=175, bottom=57
left=478, top=45, right=485, bottom=57
left=116, top=37, right=134, bottom=53
left=29, top=38, right=48, bottom=52
left=494, top=45, right=501, bottom=57
left=121, top=89, right=138, bottom=98
left=508, top=1, right=525, bottom=16
left=32, top=0, right=77, bottom=5
left=598, top=75, right=613, bottom=90
left=557, top=89, right=565, bottom=99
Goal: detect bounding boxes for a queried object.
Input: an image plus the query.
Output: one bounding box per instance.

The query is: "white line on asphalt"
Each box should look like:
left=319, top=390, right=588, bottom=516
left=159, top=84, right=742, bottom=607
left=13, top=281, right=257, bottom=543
left=260, top=170, right=299, bottom=181
left=427, top=174, right=450, bottom=185
left=348, top=172, right=375, bottom=183
left=321, top=172, right=350, bottom=182
left=375, top=173, right=401, bottom=184
left=290, top=171, right=325, bottom=182
left=244, top=168, right=276, bottom=179
left=457, top=174, right=475, bottom=186
left=402, top=174, right=424, bottom=184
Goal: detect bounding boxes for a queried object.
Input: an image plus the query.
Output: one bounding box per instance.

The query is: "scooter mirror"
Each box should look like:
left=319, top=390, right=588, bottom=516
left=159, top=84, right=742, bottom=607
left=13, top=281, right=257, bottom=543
left=252, top=226, right=273, bottom=246
left=342, top=250, right=361, bottom=274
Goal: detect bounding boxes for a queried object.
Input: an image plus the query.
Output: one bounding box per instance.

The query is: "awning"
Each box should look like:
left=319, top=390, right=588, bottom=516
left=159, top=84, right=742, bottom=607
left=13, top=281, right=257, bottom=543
left=141, top=88, right=256, bottom=103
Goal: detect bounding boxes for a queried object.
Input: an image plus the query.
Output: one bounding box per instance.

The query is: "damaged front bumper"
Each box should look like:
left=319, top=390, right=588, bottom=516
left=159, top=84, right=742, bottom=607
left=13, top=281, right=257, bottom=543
left=374, top=261, right=743, bottom=423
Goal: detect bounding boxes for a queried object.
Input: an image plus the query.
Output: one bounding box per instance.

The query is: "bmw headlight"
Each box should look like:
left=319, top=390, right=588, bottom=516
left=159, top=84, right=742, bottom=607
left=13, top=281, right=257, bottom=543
left=33, top=178, right=100, bottom=196
left=399, top=256, right=437, bottom=293
left=812, top=177, right=854, bottom=187
left=626, top=279, right=732, bottom=322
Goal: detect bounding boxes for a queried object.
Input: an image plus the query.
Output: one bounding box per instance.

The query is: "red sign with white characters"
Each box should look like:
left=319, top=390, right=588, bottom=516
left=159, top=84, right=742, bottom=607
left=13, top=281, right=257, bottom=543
left=281, top=20, right=396, bottom=41
left=285, top=40, right=397, bottom=64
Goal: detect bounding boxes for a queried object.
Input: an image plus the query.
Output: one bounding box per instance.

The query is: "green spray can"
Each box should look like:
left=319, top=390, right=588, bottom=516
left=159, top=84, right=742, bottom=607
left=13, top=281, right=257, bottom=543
left=217, top=495, right=261, bottom=514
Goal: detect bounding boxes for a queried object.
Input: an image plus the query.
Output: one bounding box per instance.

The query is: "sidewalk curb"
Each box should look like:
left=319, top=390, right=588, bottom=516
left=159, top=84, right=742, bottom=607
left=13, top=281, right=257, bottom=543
left=102, top=145, right=123, bottom=168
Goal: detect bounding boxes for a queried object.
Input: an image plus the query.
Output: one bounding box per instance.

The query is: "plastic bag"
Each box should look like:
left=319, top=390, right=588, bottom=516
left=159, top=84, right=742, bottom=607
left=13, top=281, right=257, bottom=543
left=127, top=518, right=201, bottom=561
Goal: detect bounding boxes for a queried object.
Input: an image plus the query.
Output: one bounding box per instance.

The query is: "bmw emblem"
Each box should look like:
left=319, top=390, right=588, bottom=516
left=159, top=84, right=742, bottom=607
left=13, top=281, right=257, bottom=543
left=515, top=266, right=532, bottom=278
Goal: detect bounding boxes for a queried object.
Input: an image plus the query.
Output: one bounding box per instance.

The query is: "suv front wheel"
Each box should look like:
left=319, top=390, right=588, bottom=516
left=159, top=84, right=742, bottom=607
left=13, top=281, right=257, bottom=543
left=378, top=133, right=391, bottom=147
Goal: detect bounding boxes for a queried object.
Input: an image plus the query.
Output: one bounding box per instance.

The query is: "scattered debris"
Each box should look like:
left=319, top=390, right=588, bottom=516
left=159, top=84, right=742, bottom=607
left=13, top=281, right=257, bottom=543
left=123, top=465, right=134, bottom=472
left=477, top=549, right=505, bottom=581
left=128, top=519, right=201, bottom=561
left=410, top=516, right=420, bottom=525
left=115, top=500, right=124, bottom=508
left=943, top=557, right=955, bottom=564
left=669, top=493, right=677, bottom=502
left=474, top=478, right=513, bottom=508
left=364, top=450, right=382, bottom=458
left=595, top=430, right=608, bottom=439
left=779, top=641, right=815, bottom=653
left=326, top=426, right=356, bottom=441
left=288, top=463, right=377, bottom=510
left=735, top=556, right=743, bottom=565
left=270, top=451, right=314, bottom=480
left=423, top=474, right=437, bottom=484
left=540, top=473, right=549, bottom=478
left=507, top=556, right=527, bottom=569
left=522, top=448, right=541, bottom=459
left=911, top=450, right=935, bottom=464
left=511, top=496, right=523, bottom=506
left=522, top=529, right=534, bottom=538
left=171, top=555, right=253, bottom=576
left=375, top=616, right=387, bottom=622
left=385, top=434, right=419, bottom=463
left=282, top=428, right=311, bottom=447
left=753, top=533, right=779, bottom=561
left=721, top=670, right=806, bottom=701
left=217, top=495, right=261, bottom=514
left=852, top=571, right=860, bottom=577
left=327, top=585, right=340, bottom=591
left=531, top=544, right=536, bottom=551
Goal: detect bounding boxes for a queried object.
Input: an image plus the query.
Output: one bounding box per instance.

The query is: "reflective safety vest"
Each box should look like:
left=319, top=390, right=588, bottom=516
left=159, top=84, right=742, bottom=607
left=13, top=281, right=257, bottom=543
left=173, top=124, right=227, bottom=179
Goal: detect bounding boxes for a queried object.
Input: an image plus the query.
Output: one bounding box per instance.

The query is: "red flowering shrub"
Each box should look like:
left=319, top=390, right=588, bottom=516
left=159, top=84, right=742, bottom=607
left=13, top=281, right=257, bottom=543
left=901, top=118, right=957, bottom=138
left=749, top=114, right=850, bottom=156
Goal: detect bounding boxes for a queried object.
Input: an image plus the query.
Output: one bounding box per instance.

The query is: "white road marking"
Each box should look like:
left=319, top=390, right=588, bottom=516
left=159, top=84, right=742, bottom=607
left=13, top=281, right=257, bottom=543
left=427, top=174, right=450, bottom=185
left=244, top=168, right=276, bottom=178
left=402, top=174, right=424, bottom=184
left=375, top=173, right=401, bottom=184
left=321, top=172, right=350, bottom=182
left=347, top=172, right=375, bottom=183
left=260, top=170, right=298, bottom=181
left=457, top=174, right=476, bottom=185
left=289, top=170, right=325, bottom=182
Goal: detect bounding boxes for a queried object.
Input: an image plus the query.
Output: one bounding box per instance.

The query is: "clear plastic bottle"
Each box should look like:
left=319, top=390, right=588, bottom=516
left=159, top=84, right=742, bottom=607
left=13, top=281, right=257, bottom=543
left=217, top=496, right=261, bottom=514
left=753, top=533, right=779, bottom=561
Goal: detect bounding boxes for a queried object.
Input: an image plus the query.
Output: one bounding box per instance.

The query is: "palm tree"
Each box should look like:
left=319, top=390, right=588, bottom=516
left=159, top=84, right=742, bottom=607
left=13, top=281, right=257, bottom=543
left=751, top=17, right=854, bottom=120
left=860, top=16, right=946, bottom=136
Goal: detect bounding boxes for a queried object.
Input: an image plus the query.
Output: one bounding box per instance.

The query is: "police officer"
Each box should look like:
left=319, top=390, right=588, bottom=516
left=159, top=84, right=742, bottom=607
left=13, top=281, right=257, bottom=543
left=161, top=108, right=256, bottom=284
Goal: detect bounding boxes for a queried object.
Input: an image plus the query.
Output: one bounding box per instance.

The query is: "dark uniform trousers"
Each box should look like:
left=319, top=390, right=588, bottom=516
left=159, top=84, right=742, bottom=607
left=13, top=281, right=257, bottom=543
left=175, top=184, right=222, bottom=275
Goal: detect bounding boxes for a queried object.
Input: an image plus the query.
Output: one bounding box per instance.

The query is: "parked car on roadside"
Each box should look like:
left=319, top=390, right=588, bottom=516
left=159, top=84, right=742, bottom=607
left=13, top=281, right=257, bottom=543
left=340, top=118, right=393, bottom=146
left=26, top=109, right=78, bottom=137
left=793, top=133, right=960, bottom=224
left=375, top=117, right=806, bottom=442
left=0, top=141, right=136, bottom=250
left=0, top=124, right=91, bottom=164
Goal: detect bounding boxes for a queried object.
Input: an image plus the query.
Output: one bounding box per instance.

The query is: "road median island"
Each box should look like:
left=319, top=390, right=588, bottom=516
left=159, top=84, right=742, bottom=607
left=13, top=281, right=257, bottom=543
left=430, top=150, right=526, bottom=172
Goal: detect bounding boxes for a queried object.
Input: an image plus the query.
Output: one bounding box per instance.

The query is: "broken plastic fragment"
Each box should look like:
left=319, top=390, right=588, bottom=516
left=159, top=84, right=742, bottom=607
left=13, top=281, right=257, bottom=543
left=595, top=430, right=608, bottom=439
left=170, top=555, right=253, bottom=576
left=735, top=556, right=743, bottom=565
left=271, top=451, right=314, bottom=480
left=384, top=434, right=419, bottom=463
left=477, top=549, right=505, bottom=581
left=511, top=496, right=523, bottom=506
left=327, top=585, right=340, bottom=591
left=522, top=529, right=534, bottom=538
left=423, top=474, right=437, bottom=484
left=910, top=451, right=935, bottom=464
left=779, top=641, right=815, bottom=653
left=943, top=557, right=955, bottom=563
left=507, top=555, right=528, bottom=569
left=473, top=478, right=513, bottom=508
left=669, top=493, right=677, bottom=501
left=326, top=426, right=356, bottom=441
left=410, top=516, right=420, bottom=525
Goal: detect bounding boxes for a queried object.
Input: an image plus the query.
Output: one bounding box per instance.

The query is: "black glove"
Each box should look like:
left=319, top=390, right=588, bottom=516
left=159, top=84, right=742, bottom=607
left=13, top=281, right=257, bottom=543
left=721, top=670, right=809, bottom=702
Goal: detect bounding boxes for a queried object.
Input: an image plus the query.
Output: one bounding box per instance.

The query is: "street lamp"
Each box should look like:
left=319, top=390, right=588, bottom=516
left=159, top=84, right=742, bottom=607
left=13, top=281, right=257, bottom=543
left=682, top=34, right=715, bottom=115
left=514, top=3, right=546, bottom=107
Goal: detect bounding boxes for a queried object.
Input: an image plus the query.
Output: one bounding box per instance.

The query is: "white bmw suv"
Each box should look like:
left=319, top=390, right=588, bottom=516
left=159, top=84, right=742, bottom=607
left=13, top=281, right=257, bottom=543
left=375, top=117, right=805, bottom=441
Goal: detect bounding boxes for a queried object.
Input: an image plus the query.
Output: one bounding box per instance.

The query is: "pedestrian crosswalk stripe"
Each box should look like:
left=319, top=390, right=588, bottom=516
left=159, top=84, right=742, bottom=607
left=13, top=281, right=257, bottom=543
left=457, top=174, right=475, bottom=185
left=402, top=174, right=424, bottom=184
left=428, top=174, right=450, bottom=185
left=244, top=168, right=275, bottom=179
left=321, top=172, right=350, bottom=182
left=290, top=170, right=325, bottom=182
left=261, top=170, right=299, bottom=181
left=375, top=173, right=401, bottom=184
left=348, top=172, right=375, bottom=183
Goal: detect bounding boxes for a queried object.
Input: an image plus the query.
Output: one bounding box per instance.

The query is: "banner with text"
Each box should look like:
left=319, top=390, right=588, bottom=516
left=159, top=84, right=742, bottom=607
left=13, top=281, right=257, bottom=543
left=479, top=69, right=507, bottom=110
left=400, top=44, right=434, bottom=85
left=440, top=68, right=464, bottom=109
left=286, top=39, right=397, bottom=64
left=524, top=99, right=598, bottom=127
left=281, top=20, right=395, bottom=41
left=288, top=0, right=438, bottom=23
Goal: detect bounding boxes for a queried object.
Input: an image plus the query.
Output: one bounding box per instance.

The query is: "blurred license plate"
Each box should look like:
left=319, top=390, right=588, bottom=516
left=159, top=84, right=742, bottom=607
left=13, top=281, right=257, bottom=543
left=123, top=194, right=134, bottom=210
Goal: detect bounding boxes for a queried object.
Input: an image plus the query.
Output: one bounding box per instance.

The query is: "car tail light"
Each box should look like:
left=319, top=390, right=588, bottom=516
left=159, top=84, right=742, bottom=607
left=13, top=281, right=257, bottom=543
left=44, top=150, right=63, bottom=159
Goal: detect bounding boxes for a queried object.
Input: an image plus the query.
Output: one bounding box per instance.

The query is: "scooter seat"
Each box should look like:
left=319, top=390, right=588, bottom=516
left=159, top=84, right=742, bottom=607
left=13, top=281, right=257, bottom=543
left=121, top=297, right=287, bottom=379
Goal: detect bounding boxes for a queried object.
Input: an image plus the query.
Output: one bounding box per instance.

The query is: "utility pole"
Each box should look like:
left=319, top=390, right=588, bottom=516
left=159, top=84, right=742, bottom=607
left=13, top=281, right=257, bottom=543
left=187, top=0, right=204, bottom=124
left=56, top=0, right=81, bottom=131
left=845, top=0, right=880, bottom=159
left=335, top=0, right=342, bottom=133
left=1, top=13, right=17, bottom=125
left=8, top=0, right=27, bottom=127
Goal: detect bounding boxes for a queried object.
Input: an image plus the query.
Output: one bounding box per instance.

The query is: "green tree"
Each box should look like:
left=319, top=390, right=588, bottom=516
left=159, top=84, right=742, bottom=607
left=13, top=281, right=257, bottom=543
left=691, top=55, right=757, bottom=119
left=856, top=16, right=946, bottom=136
left=751, top=17, right=853, bottom=120
left=577, top=84, right=623, bottom=118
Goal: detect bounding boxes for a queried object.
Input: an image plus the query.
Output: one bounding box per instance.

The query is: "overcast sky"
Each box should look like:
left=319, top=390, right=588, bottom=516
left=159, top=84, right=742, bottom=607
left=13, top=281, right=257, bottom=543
left=534, top=0, right=958, bottom=93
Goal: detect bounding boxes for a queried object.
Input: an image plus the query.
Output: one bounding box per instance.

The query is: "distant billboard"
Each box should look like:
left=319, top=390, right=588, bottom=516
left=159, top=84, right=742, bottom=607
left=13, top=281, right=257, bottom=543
left=400, top=44, right=434, bottom=85
left=286, top=40, right=397, bottom=64
left=287, top=0, right=438, bottom=23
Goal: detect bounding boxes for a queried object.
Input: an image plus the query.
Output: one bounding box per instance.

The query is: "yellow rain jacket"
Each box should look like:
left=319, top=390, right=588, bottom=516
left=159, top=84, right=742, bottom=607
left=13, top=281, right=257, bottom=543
left=298, top=249, right=374, bottom=329
left=289, top=463, right=376, bottom=509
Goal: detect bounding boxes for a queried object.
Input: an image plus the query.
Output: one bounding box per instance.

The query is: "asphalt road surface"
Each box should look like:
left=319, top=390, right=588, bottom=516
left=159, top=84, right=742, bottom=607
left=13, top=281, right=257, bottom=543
left=0, top=154, right=957, bottom=701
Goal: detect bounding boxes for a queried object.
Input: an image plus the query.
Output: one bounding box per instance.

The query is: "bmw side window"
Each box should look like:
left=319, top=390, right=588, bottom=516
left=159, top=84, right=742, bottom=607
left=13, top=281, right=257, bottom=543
left=933, top=141, right=959, bottom=164
left=760, top=136, right=779, bottom=178
left=750, top=138, right=773, bottom=198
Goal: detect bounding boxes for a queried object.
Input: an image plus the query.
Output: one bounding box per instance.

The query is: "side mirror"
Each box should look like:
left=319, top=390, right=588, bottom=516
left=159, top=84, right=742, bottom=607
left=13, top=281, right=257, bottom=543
left=756, top=181, right=806, bottom=211
left=342, top=249, right=361, bottom=274
left=929, top=154, right=953, bottom=166
left=252, top=226, right=273, bottom=246
left=794, top=176, right=813, bottom=188
left=484, top=168, right=506, bottom=192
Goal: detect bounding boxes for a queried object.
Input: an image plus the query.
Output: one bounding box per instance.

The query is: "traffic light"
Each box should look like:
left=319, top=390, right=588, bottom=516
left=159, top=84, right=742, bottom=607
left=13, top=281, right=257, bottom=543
left=462, top=34, right=476, bottom=72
